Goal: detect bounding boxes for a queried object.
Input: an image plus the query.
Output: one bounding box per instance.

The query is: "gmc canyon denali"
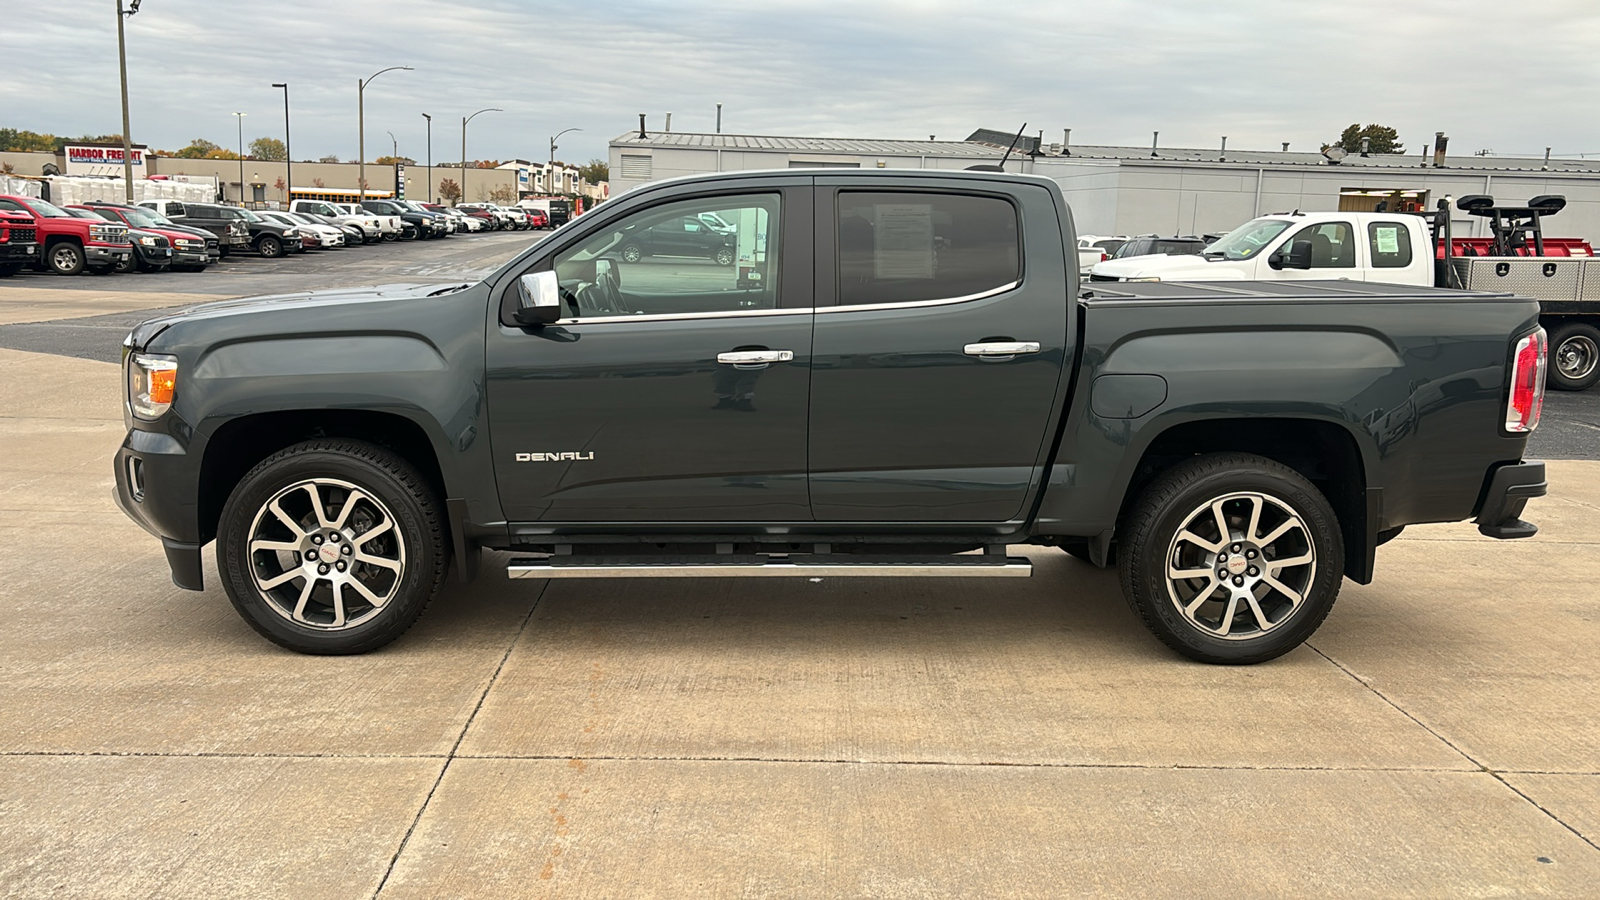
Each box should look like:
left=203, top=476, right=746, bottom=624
left=113, top=170, right=1548, bottom=663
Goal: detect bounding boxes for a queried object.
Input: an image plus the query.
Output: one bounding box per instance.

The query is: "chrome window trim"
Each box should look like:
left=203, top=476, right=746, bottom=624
left=547, top=306, right=811, bottom=326
left=819, top=280, right=1019, bottom=314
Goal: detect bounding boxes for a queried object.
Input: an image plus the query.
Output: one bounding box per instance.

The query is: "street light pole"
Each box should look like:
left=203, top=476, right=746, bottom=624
left=550, top=127, right=580, bottom=194
left=422, top=113, right=432, bottom=202
left=461, top=107, right=502, bottom=205
left=272, top=82, right=290, bottom=205
left=115, top=0, right=142, bottom=202
left=357, top=65, right=412, bottom=205
left=232, top=112, right=247, bottom=205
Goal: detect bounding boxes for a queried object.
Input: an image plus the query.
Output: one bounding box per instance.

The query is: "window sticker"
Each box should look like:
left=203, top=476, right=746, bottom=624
left=1374, top=225, right=1401, bottom=255
left=873, top=203, right=934, bottom=279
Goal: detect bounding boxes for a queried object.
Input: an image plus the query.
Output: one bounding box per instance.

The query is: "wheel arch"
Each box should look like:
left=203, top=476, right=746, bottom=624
left=197, top=409, right=448, bottom=546
left=1115, top=417, right=1373, bottom=583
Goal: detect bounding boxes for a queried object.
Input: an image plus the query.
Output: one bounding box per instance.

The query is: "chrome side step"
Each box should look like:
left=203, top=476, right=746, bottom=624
left=506, top=554, right=1033, bottom=579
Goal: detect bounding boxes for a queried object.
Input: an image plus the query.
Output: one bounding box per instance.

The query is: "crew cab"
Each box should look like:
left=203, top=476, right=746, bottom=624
left=137, top=200, right=251, bottom=256
left=113, top=170, right=1547, bottom=665
left=0, top=194, right=131, bottom=275
left=64, top=207, right=169, bottom=273
left=289, top=200, right=384, bottom=243
left=360, top=199, right=434, bottom=240
left=0, top=209, right=41, bottom=275
left=1092, top=201, right=1600, bottom=391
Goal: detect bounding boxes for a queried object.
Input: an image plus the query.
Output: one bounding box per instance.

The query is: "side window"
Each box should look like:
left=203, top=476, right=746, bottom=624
left=550, top=193, right=780, bottom=319
left=1368, top=221, right=1413, bottom=268
left=1283, top=222, right=1356, bottom=268
left=838, top=192, right=1020, bottom=306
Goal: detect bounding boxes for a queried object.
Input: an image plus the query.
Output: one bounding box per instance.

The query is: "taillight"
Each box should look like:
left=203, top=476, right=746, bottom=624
left=1505, top=329, right=1547, bottom=433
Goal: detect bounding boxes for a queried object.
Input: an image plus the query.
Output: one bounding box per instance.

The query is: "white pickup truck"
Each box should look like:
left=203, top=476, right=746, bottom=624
left=287, top=200, right=384, bottom=244
left=1091, top=208, right=1600, bottom=391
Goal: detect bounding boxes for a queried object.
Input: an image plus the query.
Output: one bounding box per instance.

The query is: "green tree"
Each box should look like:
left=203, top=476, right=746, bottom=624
left=172, top=138, right=222, bottom=159
left=249, top=137, right=286, bottom=160
left=0, top=128, right=58, bottom=152
left=1333, top=124, right=1403, bottom=155
left=578, top=159, right=608, bottom=184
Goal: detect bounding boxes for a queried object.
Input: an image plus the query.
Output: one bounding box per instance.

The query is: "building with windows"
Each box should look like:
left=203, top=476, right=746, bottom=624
left=610, top=129, right=1600, bottom=243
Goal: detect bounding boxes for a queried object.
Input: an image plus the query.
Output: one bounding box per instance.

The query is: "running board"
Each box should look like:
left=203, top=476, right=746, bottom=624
left=506, top=554, right=1033, bottom=579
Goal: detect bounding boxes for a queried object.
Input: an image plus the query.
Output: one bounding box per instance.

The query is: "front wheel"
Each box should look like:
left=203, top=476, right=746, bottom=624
left=257, top=236, right=284, bottom=258
left=1548, top=322, right=1600, bottom=391
left=48, top=242, right=86, bottom=275
left=217, top=440, right=448, bottom=655
left=620, top=243, right=643, bottom=263
left=1118, top=452, right=1343, bottom=665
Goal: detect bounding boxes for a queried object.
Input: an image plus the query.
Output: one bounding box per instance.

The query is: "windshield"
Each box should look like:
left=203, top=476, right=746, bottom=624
left=27, top=199, right=74, bottom=218
left=121, top=208, right=163, bottom=227
left=1202, top=218, right=1293, bottom=261
left=241, top=209, right=265, bottom=223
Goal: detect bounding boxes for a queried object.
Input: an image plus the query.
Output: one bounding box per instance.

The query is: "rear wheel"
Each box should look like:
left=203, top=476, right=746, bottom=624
left=1118, top=453, right=1344, bottom=664
left=1548, top=322, right=1600, bottom=391
left=714, top=246, right=735, bottom=266
left=48, top=242, right=85, bottom=276
left=621, top=243, right=643, bottom=263
left=217, top=440, right=448, bottom=655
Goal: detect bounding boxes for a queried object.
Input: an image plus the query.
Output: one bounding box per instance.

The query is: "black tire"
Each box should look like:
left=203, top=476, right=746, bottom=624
left=1547, top=322, right=1600, bottom=392
left=714, top=246, right=735, bottom=266
left=1118, top=452, right=1344, bottom=665
left=382, top=231, right=399, bottom=242
left=216, top=439, right=449, bottom=655
left=620, top=243, right=643, bottom=263
left=256, top=235, right=284, bottom=258
left=47, top=242, right=86, bottom=276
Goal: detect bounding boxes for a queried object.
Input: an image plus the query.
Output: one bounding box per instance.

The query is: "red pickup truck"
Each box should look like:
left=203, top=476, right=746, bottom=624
left=0, top=210, right=41, bottom=276
left=0, top=194, right=131, bottom=275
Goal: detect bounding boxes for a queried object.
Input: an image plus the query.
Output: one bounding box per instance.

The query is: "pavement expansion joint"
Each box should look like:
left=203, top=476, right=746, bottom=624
left=1310, top=643, right=1600, bottom=856
left=370, top=580, right=550, bottom=899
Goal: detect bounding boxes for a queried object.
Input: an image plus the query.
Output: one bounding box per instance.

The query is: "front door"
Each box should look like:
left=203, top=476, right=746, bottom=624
left=807, top=181, right=1072, bottom=522
left=486, top=186, right=813, bottom=522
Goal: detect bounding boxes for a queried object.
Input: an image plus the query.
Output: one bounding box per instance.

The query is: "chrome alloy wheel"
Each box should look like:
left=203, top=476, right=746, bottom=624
left=1163, top=491, right=1316, bottom=640
left=1556, top=333, right=1598, bottom=381
left=246, top=478, right=406, bottom=630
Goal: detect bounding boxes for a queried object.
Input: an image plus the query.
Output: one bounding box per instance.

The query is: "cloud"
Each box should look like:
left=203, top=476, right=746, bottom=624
left=5, top=0, right=1600, bottom=164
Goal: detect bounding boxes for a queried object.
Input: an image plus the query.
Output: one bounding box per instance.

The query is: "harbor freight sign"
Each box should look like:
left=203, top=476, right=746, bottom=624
left=64, top=144, right=147, bottom=176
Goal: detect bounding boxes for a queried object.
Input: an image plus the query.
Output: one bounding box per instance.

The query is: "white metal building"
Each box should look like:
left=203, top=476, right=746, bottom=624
left=611, top=130, right=1600, bottom=243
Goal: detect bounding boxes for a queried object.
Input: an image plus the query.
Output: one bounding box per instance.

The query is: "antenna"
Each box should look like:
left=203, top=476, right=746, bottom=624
left=997, top=122, right=1028, bottom=170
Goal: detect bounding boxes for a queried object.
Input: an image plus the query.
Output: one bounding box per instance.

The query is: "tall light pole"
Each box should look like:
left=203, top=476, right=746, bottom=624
left=272, top=82, right=290, bottom=205
left=461, top=107, right=501, bottom=205
left=232, top=112, right=247, bottom=205
left=116, top=0, right=142, bottom=201
left=358, top=65, right=412, bottom=204
left=550, top=127, right=580, bottom=194
left=421, top=113, right=432, bottom=202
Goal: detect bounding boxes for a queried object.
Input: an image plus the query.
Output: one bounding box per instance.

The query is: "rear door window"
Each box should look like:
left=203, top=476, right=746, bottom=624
left=836, top=192, right=1019, bottom=306
left=1367, top=221, right=1413, bottom=268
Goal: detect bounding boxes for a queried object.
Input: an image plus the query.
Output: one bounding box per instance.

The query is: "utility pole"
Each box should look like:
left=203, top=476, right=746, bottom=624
left=358, top=65, right=412, bottom=204
left=422, top=113, right=432, bottom=202
left=116, top=0, right=142, bottom=201
left=232, top=112, right=247, bottom=204
left=461, top=107, right=501, bottom=204
left=272, top=83, right=290, bottom=205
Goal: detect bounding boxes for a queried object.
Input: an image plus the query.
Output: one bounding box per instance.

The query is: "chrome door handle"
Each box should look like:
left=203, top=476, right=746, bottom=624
left=717, top=349, right=794, bottom=368
left=964, top=341, right=1040, bottom=360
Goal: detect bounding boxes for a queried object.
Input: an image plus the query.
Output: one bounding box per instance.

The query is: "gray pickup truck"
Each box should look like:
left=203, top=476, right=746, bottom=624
left=113, top=169, right=1548, bottom=664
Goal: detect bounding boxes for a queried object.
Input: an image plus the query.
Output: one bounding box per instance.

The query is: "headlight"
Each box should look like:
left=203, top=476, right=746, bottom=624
left=138, top=236, right=157, bottom=246
left=127, top=352, right=178, bottom=420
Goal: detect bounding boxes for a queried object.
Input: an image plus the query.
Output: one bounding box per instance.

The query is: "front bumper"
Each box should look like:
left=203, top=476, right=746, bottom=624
left=1, top=242, right=39, bottom=261
left=1475, top=460, right=1547, bottom=539
left=172, top=247, right=209, bottom=265
left=87, top=245, right=133, bottom=267
left=113, top=425, right=206, bottom=590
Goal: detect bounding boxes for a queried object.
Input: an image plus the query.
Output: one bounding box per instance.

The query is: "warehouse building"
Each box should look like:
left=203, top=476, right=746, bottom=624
left=610, top=128, right=1600, bottom=243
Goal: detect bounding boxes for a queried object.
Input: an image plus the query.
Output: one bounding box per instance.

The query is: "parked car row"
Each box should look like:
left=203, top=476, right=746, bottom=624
left=0, top=193, right=555, bottom=278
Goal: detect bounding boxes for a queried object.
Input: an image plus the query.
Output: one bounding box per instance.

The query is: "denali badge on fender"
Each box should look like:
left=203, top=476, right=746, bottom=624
left=515, top=451, right=595, bottom=462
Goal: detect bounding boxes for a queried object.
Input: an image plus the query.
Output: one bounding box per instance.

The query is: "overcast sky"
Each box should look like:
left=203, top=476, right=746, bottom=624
left=6, top=0, right=1600, bottom=165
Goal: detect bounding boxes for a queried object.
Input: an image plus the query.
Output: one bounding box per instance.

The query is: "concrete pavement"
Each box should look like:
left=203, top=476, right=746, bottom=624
left=1, top=345, right=1597, bottom=898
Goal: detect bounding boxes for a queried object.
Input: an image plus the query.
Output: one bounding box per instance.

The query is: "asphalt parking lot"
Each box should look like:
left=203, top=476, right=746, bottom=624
left=1, top=239, right=1598, bottom=897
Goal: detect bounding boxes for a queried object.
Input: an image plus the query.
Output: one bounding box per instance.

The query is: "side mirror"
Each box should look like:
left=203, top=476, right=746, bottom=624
left=514, top=271, right=562, bottom=326
left=1270, top=242, right=1313, bottom=270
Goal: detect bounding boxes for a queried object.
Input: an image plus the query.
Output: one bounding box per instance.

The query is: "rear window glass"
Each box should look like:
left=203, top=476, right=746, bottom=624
left=837, top=192, right=1019, bottom=306
left=1368, top=221, right=1413, bottom=268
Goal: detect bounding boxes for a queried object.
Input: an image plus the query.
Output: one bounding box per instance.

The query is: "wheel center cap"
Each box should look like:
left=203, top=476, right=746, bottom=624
left=1227, top=556, right=1248, bottom=575
left=318, top=544, right=341, bottom=563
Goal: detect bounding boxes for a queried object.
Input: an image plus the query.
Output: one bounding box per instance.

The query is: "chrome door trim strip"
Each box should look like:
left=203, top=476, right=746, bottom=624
left=817, top=281, right=1020, bottom=314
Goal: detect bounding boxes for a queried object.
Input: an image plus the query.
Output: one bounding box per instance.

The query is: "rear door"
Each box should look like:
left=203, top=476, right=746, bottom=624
left=807, top=177, right=1073, bottom=522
